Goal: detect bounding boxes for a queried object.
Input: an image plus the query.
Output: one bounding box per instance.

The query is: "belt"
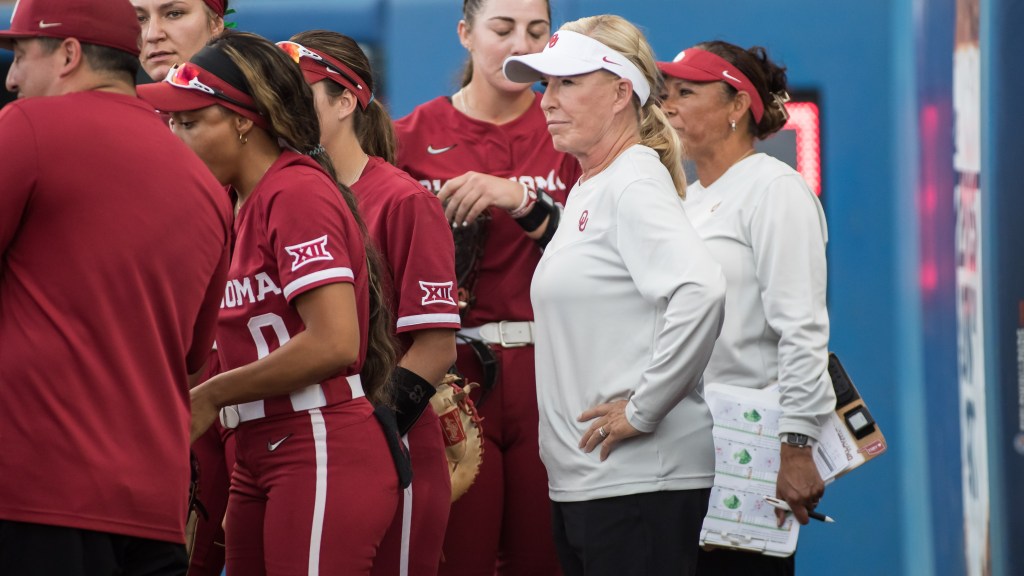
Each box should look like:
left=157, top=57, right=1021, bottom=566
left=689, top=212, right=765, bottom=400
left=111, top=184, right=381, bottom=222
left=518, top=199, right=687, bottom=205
left=457, top=321, right=534, bottom=348
left=219, top=374, right=363, bottom=429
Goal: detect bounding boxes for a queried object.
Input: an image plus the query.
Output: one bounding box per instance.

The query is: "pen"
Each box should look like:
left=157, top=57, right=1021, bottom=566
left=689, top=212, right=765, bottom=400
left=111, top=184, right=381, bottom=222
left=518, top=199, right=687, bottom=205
left=764, top=496, right=835, bottom=523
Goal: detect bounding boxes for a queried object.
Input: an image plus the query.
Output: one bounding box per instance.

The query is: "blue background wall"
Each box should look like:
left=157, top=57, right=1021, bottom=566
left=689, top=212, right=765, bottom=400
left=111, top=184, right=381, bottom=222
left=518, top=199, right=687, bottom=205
left=2, top=0, right=1020, bottom=573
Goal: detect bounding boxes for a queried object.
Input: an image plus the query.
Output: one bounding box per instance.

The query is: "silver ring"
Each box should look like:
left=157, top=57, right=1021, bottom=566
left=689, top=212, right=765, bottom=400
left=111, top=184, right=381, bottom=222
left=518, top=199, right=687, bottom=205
left=598, top=426, right=608, bottom=438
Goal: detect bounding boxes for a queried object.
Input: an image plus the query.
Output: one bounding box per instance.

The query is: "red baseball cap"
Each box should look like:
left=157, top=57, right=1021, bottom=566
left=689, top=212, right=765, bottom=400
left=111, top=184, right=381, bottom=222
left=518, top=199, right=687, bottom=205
left=657, top=47, right=764, bottom=123
left=0, top=0, right=141, bottom=56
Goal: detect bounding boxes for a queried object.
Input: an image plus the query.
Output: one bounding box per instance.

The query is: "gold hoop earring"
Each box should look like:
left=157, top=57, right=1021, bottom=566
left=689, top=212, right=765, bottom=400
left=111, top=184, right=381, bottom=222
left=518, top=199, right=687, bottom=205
left=238, top=132, right=248, bottom=145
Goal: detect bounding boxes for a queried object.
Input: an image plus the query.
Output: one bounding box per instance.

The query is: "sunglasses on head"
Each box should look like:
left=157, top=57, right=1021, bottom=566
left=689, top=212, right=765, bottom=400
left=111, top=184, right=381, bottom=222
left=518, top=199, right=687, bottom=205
left=164, top=62, right=254, bottom=111
left=276, top=40, right=365, bottom=92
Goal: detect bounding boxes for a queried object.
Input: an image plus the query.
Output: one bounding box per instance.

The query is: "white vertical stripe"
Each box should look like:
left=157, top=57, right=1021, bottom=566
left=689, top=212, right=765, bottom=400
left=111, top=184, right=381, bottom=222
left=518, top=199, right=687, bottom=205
left=291, top=383, right=327, bottom=412
left=308, top=409, right=329, bottom=576
left=348, top=374, right=364, bottom=399
left=399, top=434, right=412, bottom=576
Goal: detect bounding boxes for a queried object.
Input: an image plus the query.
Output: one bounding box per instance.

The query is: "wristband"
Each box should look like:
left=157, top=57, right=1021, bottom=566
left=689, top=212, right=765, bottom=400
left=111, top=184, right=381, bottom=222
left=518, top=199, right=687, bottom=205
left=514, top=191, right=553, bottom=233
left=507, top=183, right=537, bottom=219
left=391, top=366, right=436, bottom=436
left=536, top=202, right=561, bottom=248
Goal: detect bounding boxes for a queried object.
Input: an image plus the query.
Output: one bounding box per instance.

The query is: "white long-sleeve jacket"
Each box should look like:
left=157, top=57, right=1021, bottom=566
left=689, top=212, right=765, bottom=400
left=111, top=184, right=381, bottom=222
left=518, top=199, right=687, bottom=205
left=532, top=145, right=726, bottom=502
left=683, top=153, right=836, bottom=439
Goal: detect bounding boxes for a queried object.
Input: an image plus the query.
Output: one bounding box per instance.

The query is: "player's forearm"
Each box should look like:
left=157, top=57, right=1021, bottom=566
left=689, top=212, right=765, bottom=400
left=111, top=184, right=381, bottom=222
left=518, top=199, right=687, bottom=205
left=398, top=328, right=457, bottom=387
left=194, top=330, right=358, bottom=409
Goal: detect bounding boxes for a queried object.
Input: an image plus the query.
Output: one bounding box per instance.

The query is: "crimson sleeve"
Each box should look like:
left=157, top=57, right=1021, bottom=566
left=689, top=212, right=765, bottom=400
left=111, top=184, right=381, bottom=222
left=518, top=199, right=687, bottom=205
left=0, top=106, right=38, bottom=254
left=186, top=240, right=230, bottom=374
left=263, top=169, right=359, bottom=302
left=386, top=193, right=461, bottom=333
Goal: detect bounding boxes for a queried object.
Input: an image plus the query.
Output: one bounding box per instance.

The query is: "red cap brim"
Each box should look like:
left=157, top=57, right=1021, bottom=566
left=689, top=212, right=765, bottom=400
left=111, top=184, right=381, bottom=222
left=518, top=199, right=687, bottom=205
left=138, top=82, right=222, bottom=113
left=137, top=82, right=269, bottom=129
left=656, top=61, right=721, bottom=83
left=297, top=53, right=371, bottom=109
left=301, top=67, right=328, bottom=86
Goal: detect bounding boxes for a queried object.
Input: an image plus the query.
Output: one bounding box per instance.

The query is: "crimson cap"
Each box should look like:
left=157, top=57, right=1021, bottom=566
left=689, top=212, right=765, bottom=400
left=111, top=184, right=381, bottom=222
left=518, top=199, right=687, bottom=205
left=0, top=0, right=141, bottom=56
left=657, top=48, right=764, bottom=123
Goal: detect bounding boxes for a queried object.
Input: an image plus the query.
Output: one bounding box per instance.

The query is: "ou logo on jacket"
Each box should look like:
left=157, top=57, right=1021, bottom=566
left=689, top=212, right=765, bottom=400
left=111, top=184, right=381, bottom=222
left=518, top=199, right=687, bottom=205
left=578, top=210, right=589, bottom=232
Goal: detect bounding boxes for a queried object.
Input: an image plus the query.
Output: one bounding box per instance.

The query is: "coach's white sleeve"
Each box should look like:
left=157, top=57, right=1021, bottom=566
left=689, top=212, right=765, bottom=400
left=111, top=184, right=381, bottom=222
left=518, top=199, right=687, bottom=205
left=750, top=174, right=836, bottom=438
left=615, top=180, right=726, bottom=433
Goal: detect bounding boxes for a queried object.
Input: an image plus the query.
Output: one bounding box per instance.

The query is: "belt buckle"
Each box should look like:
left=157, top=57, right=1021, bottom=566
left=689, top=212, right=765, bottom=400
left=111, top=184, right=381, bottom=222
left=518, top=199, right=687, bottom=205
left=498, top=320, right=530, bottom=348
left=219, top=405, right=240, bottom=429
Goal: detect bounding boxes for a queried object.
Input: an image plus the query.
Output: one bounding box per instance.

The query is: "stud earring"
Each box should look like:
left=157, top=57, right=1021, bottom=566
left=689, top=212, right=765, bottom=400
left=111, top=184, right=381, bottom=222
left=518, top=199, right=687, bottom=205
left=730, top=120, right=737, bottom=132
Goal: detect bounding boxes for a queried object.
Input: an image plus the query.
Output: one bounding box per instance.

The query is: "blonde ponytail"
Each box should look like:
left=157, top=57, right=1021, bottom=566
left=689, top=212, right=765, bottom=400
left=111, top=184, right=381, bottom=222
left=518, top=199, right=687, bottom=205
left=639, top=103, right=687, bottom=197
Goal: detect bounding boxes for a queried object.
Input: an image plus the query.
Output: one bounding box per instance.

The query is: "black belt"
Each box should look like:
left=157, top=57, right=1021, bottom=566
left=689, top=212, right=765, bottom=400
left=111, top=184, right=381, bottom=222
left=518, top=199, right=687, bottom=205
left=455, top=333, right=499, bottom=407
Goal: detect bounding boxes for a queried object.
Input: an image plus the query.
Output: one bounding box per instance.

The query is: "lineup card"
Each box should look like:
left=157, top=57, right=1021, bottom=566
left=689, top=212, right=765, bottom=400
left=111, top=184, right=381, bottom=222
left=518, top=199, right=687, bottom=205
left=699, top=383, right=849, bottom=556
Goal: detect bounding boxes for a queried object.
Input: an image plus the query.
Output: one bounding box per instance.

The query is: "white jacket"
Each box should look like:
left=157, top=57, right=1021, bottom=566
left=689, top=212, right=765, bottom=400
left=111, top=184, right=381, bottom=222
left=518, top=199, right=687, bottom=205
left=532, top=145, right=726, bottom=502
left=684, top=153, right=836, bottom=439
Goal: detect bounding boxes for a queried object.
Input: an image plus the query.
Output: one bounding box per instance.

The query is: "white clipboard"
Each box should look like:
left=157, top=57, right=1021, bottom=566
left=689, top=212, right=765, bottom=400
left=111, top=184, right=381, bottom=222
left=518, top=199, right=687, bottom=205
left=698, top=383, right=849, bottom=557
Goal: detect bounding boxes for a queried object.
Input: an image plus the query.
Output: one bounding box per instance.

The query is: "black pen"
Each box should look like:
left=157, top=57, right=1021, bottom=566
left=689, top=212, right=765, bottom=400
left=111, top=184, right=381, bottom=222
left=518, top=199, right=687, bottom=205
left=764, top=496, right=835, bottom=523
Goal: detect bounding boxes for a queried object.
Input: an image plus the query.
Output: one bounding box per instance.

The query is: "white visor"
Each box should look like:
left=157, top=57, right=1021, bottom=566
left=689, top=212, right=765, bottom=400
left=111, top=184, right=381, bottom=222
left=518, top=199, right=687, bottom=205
left=503, top=30, right=651, bottom=105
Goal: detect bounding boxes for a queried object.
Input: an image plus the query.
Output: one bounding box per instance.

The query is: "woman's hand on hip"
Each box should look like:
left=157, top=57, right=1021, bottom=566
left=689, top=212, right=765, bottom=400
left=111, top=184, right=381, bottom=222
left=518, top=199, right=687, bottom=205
left=437, top=171, right=523, bottom=226
left=578, top=399, right=643, bottom=462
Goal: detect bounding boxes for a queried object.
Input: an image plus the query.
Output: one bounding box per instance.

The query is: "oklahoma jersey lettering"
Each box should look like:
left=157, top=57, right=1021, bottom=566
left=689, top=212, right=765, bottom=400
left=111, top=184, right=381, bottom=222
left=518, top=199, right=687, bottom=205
left=350, top=156, right=460, bottom=345
left=395, top=94, right=581, bottom=325
left=217, top=151, right=369, bottom=417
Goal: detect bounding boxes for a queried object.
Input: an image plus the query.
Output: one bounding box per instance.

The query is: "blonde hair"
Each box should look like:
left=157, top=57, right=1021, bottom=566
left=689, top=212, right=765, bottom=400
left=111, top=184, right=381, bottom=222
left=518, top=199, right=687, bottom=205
left=560, top=15, right=687, bottom=197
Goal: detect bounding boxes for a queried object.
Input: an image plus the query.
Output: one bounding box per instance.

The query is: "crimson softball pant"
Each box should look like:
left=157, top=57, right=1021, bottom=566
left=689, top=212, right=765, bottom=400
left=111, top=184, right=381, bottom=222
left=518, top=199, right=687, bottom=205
left=438, top=344, right=561, bottom=576
left=225, top=399, right=399, bottom=576
left=372, top=405, right=452, bottom=576
left=188, top=422, right=236, bottom=576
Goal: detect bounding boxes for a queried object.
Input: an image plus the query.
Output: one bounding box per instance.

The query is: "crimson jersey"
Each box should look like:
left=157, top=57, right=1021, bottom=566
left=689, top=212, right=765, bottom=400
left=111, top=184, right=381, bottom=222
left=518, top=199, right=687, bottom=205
left=217, top=151, right=369, bottom=419
left=395, top=93, right=581, bottom=325
left=350, top=156, right=460, bottom=343
left=0, top=92, right=231, bottom=543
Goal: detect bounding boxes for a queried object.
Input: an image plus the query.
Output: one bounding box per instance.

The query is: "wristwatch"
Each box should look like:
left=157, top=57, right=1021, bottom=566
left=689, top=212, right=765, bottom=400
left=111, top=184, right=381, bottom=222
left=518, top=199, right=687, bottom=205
left=781, top=433, right=811, bottom=448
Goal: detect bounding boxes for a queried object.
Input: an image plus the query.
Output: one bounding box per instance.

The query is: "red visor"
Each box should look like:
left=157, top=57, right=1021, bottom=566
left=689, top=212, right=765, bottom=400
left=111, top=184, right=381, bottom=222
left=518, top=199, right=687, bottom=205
left=137, top=62, right=268, bottom=129
left=277, top=41, right=372, bottom=110
left=657, top=48, right=764, bottom=124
